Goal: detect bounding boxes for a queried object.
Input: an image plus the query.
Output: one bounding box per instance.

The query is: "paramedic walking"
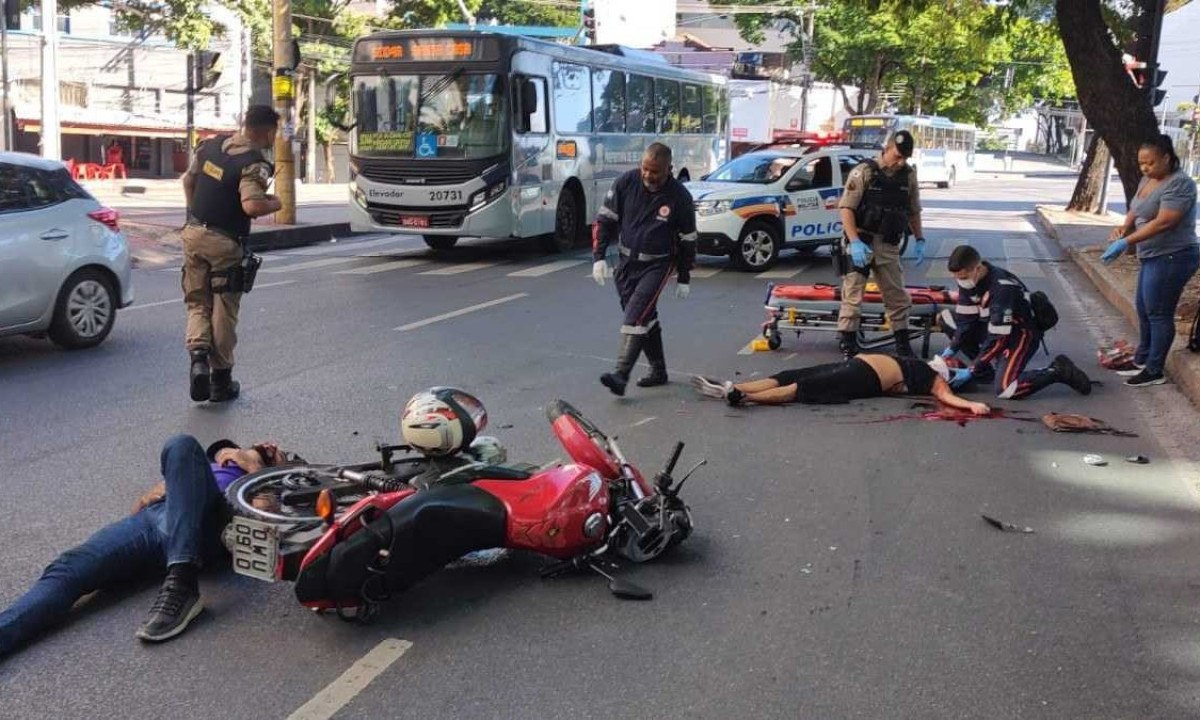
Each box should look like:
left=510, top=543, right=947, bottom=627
left=592, top=143, right=698, bottom=396
left=837, top=130, right=926, bottom=358
left=1101, top=134, right=1199, bottom=387
left=181, top=105, right=281, bottom=404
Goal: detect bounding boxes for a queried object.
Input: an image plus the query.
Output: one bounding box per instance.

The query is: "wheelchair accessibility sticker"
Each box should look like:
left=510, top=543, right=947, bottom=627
left=416, top=132, right=439, bottom=158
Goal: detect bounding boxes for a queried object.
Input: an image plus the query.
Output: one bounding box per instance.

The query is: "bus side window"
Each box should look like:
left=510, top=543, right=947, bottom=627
left=655, top=79, right=680, bottom=134
left=627, top=74, right=655, bottom=133
left=514, top=76, right=548, bottom=134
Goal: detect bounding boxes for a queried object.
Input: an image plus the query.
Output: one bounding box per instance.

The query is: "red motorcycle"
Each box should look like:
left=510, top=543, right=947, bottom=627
left=223, top=400, right=700, bottom=616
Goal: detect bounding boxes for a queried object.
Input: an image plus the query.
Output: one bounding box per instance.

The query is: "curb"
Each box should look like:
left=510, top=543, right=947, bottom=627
left=1065, top=246, right=1200, bottom=409
left=245, top=223, right=354, bottom=253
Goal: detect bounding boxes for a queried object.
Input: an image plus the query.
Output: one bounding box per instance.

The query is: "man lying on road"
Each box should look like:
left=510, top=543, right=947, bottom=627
left=0, top=435, right=290, bottom=660
left=692, top=353, right=991, bottom=415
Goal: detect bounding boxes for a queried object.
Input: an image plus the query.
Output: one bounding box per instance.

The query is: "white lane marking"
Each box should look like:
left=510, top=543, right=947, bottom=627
left=285, top=638, right=412, bottom=720
left=630, top=416, right=657, bottom=428
left=268, top=235, right=415, bottom=257
left=689, top=267, right=723, bottom=278
left=507, top=259, right=587, bottom=277
left=261, top=257, right=360, bottom=273
left=418, top=262, right=499, bottom=276
left=396, top=293, right=528, bottom=331
left=123, top=281, right=295, bottom=311
left=334, top=259, right=430, bottom=275
left=756, top=266, right=805, bottom=279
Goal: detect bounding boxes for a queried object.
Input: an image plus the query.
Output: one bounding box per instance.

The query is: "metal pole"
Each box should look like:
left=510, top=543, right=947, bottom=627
left=186, top=52, right=196, bottom=163
left=1, top=9, right=12, bottom=152
left=306, top=67, right=317, bottom=183
left=39, top=0, right=60, bottom=160
left=272, top=0, right=296, bottom=223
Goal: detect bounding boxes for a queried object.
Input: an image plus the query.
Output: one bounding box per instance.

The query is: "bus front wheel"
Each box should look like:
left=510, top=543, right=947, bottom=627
left=937, top=167, right=956, bottom=189
left=545, top=187, right=585, bottom=253
left=424, top=235, right=458, bottom=252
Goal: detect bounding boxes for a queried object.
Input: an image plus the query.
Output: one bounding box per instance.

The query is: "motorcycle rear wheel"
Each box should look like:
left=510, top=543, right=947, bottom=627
left=225, top=464, right=360, bottom=524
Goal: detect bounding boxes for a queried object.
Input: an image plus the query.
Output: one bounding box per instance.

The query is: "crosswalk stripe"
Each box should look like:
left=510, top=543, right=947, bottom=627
left=756, top=266, right=805, bottom=279
left=689, top=267, right=723, bottom=278
left=334, top=259, right=430, bottom=275
left=507, top=259, right=588, bottom=277
left=260, top=256, right=358, bottom=273
left=266, top=234, right=413, bottom=258
left=419, top=262, right=498, bottom=276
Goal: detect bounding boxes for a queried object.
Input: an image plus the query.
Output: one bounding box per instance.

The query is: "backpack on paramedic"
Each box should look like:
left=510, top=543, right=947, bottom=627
left=1028, top=290, right=1059, bottom=333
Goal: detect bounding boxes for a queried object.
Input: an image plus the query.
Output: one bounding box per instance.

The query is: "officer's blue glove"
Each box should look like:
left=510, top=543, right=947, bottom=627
left=939, top=346, right=956, bottom=359
left=949, top=368, right=974, bottom=390
left=912, top=237, right=927, bottom=267
left=849, top=239, right=871, bottom=269
left=1101, top=238, right=1129, bottom=264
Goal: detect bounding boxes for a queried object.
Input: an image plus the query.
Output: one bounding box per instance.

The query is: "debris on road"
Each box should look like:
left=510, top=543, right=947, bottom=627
left=1125, top=455, right=1150, bottom=464
left=981, top=514, right=1035, bottom=534
left=1083, top=454, right=1108, bottom=466
left=1098, top=340, right=1137, bottom=371
left=1042, top=412, right=1138, bottom=437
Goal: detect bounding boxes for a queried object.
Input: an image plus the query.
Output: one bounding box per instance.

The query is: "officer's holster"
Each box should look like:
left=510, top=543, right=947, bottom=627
left=211, top=245, right=262, bottom=294
left=836, top=235, right=871, bottom=278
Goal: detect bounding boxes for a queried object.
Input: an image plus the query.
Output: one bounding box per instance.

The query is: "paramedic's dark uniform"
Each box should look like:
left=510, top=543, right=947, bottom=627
left=594, top=169, right=697, bottom=335
left=947, top=262, right=1047, bottom=399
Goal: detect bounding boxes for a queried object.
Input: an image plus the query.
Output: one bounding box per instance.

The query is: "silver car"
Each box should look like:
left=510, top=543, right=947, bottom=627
left=0, top=152, right=133, bottom=349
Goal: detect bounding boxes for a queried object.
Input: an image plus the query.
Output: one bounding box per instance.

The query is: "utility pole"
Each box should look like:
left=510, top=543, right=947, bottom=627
left=798, top=5, right=814, bottom=133
left=306, top=67, right=317, bottom=183
left=39, top=0, right=60, bottom=160
left=186, top=52, right=196, bottom=162
left=272, top=0, right=297, bottom=223
left=1, top=0, right=12, bottom=152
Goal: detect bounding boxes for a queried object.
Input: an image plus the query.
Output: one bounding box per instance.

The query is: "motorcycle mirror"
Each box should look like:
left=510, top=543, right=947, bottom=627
left=608, top=577, right=653, bottom=601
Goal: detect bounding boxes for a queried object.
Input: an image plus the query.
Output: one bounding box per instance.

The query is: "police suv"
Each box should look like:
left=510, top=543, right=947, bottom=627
left=685, top=147, right=871, bottom=272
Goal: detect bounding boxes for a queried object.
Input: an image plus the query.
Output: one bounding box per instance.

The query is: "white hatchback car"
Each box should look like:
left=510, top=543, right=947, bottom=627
left=686, top=147, right=874, bottom=271
left=0, top=153, right=133, bottom=349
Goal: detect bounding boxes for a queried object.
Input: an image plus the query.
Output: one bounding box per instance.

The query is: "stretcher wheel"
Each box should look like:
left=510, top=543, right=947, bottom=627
left=766, top=331, right=782, bottom=351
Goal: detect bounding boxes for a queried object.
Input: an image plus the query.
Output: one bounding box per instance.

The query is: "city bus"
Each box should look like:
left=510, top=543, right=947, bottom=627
left=346, top=30, right=727, bottom=252
left=842, top=114, right=977, bottom=188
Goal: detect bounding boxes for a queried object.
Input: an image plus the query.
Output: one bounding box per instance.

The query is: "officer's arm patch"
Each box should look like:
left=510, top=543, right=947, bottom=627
left=202, top=160, right=224, bottom=181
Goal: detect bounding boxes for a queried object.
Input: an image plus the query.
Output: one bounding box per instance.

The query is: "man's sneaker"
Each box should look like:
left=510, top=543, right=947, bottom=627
left=1116, top=363, right=1146, bottom=377
left=135, top=576, right=203, bottom=643
left=1125, top=369, right=1166, bottom=388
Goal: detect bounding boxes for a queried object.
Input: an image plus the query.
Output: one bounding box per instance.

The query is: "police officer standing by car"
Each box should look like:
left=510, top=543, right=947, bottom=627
left=837, top=129, right=926, bottom=358
left=592, top=142, right=698, bottom=396
left=180, top=105, right=282, bottom=403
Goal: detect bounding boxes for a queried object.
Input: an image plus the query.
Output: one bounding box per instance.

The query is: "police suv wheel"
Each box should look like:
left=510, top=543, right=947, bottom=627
left=732, top=220, right=781, bottom=272
left=48, top=268, right=116, bottom=350
left=423, top=235, right=458, bottom=252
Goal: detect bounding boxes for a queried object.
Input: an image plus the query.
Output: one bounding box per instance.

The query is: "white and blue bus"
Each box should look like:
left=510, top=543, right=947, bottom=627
left=347, top=31, right=727, bottom=252
left=842, top=114, right=977, bottom=188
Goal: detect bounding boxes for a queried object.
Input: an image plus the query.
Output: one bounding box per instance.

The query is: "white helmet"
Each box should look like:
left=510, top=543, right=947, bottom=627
left=401, top=387, right=488, bottom=456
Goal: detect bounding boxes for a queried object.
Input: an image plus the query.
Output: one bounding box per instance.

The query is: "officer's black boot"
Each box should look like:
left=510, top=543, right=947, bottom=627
left=189, top=350, right=210, bottom=402
left=892, top=328, right=914, bottom=357
left=1050, top=354, right=1093, bottom=395
left=839, top=331, right=860, bottom=359
left=637, top=326, right=669, bottom=388
left=600, top=334, right=646, bottom=397
left=209, top=368, right=241, bottom=403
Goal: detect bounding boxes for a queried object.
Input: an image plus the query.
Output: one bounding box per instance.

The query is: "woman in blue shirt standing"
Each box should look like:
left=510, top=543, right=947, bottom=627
left=1102, top=134, right=1199, bottom=387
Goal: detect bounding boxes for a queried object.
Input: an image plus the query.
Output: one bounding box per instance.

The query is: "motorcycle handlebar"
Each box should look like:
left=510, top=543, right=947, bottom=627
left=663, top=441, right=684, bottom=477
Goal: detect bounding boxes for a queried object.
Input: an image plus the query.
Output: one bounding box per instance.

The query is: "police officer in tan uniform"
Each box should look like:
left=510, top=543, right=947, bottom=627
left=181, top=105, right=282, bottom=403
left=837, top=129, right=926, bottom=358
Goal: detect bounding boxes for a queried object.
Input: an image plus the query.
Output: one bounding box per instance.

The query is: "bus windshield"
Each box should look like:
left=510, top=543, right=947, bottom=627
left=844, top=126, right=891, bottom=149
left=352, top=72, right=508, bottom=159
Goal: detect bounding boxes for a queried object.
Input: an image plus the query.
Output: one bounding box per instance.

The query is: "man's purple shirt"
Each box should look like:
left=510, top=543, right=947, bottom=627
left=212, top=463, right=247, bottom=492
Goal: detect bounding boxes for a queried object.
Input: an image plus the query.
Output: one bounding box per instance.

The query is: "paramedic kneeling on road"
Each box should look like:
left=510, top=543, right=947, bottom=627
left=592, top=142, right=697, bottom=396
left=691, top=354, right=990, bottom=415
left=941, top=244, right=1092, bottom=399
left=838, top=130, right=926, bottom=359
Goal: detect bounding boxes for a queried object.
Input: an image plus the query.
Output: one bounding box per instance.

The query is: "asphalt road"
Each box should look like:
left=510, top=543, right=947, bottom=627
left=3, top=159, right=1200, bottom=720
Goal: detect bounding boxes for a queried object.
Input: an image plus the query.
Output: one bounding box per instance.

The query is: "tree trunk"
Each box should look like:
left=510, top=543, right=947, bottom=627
left=1055, top=0, right=1162, bottom=205
left=1067, top=134, right=1111, bottom=211
left=324, top=143, right=335, bottom=184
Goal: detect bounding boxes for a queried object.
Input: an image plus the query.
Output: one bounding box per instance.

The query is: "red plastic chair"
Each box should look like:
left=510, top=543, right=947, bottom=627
left=102, top=163, right=127, bottom=180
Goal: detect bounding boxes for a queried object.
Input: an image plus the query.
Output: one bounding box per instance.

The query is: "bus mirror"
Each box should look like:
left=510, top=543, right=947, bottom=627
left=520, top=79, right=538, bottom=117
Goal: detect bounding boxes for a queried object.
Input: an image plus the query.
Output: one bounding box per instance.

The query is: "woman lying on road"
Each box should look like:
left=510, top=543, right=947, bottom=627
left=692, top=353, right=991, bottom=416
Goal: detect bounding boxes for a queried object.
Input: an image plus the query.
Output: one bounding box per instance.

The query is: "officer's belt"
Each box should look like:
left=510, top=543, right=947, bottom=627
left=185, top=216, right=244, bottom=243
left=618, top=244, right=669, bottom=261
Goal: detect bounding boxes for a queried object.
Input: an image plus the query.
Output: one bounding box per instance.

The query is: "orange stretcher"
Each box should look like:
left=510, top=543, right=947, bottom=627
left=761, top=282, right=958, bottom=358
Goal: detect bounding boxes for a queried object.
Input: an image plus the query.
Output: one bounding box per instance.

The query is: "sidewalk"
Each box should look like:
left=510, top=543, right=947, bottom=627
left=1035, top=205, right=1200, bottom=408
left=85, top=179, right=353, bottom=266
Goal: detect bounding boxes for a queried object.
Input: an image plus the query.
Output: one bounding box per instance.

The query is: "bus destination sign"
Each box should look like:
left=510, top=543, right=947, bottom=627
left=356, top=37, right=499, bottom=63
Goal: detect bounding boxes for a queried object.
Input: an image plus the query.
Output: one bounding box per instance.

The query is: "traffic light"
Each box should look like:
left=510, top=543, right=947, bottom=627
left=1149, top=65, right=1167, bottom=107
left=582, top=3, right=596, bottom=44
left=195, top=50, right=223, bottom=90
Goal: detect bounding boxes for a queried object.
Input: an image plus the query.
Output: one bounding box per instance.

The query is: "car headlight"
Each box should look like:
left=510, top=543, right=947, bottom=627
left=469, top=179, right=508, bottom=211
left=351, top=184, right=367, bottom=209
left=695, top=199, right=731, bottom=217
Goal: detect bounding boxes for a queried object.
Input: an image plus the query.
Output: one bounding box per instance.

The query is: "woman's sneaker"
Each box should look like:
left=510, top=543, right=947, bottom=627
left=1125, top=369, right=1166, bottom=387
left=691, top=376, right=731, bottom=399
left=1116, top=362, right=1145, bottom=377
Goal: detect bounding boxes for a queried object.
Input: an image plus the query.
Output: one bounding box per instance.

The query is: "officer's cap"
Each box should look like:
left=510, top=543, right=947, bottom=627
left=890, top=130, right=915, bottom=158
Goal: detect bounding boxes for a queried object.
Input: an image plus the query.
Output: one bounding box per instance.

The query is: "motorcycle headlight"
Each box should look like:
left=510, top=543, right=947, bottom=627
left=469, top=179, right=508, bottom=211
left=695, top=199, right=732, bottom=217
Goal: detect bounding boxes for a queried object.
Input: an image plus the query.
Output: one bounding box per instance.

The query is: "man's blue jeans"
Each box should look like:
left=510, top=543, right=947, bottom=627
left=0, top=435, right=228, bottom=658
left=1135, top=246, right=1200, bottom=374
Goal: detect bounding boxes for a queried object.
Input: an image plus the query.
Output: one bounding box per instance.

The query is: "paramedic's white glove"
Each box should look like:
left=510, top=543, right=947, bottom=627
left=675, top=283, right=691, bottom=300
left=592, top=260, right=610, bottom=287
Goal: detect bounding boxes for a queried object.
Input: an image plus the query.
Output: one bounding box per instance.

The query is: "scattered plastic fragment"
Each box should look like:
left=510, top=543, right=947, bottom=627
left=981, top=514, right=1035, bottom=533
left=1083, top=454, right=1108, bottom=466
left=1125, top=455, right=1150, bottom=464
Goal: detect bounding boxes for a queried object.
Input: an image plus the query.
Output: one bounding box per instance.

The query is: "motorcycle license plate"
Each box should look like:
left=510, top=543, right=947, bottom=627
left=399, top=215, right=429, bottom=228
left=229, top=516, right=280, bottom=582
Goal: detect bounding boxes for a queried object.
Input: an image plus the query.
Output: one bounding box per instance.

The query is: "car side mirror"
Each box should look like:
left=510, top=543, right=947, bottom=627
left=700, top=173, right=709, bottom=181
